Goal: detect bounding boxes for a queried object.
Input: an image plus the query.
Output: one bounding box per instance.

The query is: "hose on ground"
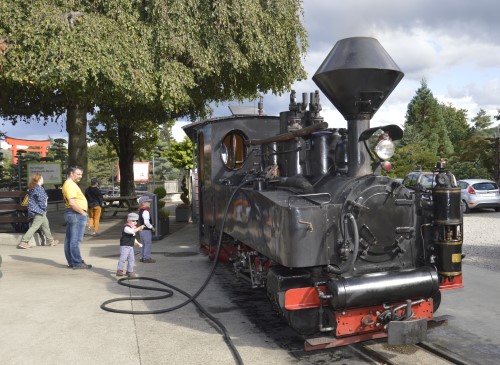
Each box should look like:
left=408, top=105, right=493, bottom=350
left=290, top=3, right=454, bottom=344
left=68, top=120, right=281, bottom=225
left=100, top=176, right=257, bottom=365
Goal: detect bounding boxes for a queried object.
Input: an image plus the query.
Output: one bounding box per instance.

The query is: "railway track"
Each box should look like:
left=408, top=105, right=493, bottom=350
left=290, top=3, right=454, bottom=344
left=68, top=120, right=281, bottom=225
left=353, top=339, right=475, bottom=365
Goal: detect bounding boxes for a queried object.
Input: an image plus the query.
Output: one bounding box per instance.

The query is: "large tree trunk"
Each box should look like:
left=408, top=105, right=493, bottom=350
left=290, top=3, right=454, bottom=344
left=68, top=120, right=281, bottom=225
left=117, top=124, right=136, bottom=197
left=66, top=105, right=88, bottom=190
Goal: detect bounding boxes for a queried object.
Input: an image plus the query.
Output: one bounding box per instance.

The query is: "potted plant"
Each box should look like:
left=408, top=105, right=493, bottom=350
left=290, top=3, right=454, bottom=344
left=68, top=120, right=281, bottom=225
left=175, top=175, right=191, bottom=222
left=157, top=207, right=170, bottom=236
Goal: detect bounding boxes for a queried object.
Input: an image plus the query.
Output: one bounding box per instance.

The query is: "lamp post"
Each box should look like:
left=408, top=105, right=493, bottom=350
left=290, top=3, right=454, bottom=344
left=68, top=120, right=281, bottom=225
left=152, top=154, right=156, bottom=189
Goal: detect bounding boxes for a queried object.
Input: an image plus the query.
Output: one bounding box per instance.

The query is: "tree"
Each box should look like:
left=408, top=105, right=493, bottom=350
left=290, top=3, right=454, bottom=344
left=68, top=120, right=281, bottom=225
left=446, top=109, right=498, bottom=179
left=404, top=80, right=453, bottom=157
left=0, top=2, right=158, bottom=188
left=440, top=103, right=471, bottom=146
left=1, top=0, right=307, bottom=195
left=88, top=106, right=168, bottom=195
left=448, top=135, right=494, bottom=179
left=152, top=132, right=181, bottom=182
left=471, top=109, right=493, bottom=134
left=47, top=138, right=68, bottom=169
left=165, top=137, right=194, bottom=171
left=87, top=143, right=117, bottom=185
left=391, top=143, right=438, bottom=177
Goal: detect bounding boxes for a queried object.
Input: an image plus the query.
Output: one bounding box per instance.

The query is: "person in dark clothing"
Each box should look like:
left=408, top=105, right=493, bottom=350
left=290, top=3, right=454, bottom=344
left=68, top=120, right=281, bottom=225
left=116, top=212, right=144, bottom=278
left=84, top=177, right=104, bottom=236
left=18, top=173, right=59, bottom=249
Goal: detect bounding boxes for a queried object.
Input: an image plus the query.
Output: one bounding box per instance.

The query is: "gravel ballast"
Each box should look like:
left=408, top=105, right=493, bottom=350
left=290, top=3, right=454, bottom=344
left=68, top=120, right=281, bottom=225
left=462, top=210, right=500, bottom=272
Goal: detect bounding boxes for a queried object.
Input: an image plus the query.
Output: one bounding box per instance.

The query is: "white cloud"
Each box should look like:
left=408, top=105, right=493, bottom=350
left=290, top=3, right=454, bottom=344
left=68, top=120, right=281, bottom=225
left=172, top=121, right=190, bottom=141
left=208, top=0, right=499, bottom=133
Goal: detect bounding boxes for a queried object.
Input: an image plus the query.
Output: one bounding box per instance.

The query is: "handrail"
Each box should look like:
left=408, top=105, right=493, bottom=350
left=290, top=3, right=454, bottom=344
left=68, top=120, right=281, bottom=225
left=287, top=193, right=331, bottom=208
left=246, top=122, right=328, bottom=146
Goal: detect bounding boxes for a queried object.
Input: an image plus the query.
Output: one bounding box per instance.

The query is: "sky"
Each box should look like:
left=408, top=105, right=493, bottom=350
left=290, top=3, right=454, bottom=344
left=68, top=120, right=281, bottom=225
left=2, top=0, right=500, bottom=145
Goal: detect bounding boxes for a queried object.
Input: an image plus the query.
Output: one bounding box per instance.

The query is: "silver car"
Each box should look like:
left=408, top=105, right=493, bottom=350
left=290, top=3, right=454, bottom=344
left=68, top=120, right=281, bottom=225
left=457, top=179, right=500, bottom=213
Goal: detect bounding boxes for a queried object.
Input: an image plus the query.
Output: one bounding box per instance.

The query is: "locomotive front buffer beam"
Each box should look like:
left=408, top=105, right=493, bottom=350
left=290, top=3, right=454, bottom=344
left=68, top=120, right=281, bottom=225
left=273, top=266, right=443, bottom=349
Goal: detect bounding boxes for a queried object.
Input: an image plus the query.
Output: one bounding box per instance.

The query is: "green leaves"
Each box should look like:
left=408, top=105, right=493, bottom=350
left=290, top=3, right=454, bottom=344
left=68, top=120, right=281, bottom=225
left=1, top=0, right=308, bottom=193
left=1, top=0, right=307, bottom=120
left=165, top=137, right=193, bottom=170
left=397, top=80, right=498, bottom=180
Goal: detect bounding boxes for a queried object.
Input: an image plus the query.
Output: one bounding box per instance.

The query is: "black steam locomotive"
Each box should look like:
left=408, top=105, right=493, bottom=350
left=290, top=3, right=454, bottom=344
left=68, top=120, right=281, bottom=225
left=183, top=37, right=463, bottom=347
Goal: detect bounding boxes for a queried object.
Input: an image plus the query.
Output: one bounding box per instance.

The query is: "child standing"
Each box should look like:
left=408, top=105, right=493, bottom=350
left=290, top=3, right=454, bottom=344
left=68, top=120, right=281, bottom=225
left=117, top=213, right=144, bottom=278
left=84, top=177, right=104, bottom=236
left=138, top=196, right=156, bottom=263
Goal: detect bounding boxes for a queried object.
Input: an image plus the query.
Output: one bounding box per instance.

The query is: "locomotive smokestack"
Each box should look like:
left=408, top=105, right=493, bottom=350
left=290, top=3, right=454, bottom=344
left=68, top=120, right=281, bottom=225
left=312, top=37, right=404, bottom=176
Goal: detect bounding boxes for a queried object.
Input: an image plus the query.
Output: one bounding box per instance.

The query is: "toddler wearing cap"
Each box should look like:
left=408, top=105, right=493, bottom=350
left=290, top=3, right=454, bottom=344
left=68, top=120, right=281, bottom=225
left=116, top=212, right=144, bottom=278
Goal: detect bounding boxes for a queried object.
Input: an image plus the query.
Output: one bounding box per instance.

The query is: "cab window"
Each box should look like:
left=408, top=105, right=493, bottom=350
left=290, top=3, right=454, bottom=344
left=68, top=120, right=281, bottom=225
left=221, top=130, right=247, bottom=170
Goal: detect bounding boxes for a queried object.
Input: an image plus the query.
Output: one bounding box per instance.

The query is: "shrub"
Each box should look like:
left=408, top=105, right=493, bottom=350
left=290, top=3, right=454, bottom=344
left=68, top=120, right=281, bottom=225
left=152, top=186, right=167, bottom=208
left=158, top=207, right=170, bottom=219
left=153, top=186, right=167, bottom=199
left=180, top=175, right=190, bottom=206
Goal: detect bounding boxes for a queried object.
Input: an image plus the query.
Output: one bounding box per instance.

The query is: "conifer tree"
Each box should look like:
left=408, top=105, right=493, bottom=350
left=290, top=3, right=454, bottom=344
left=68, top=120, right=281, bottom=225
left=404, top=80, right=453, bottom=157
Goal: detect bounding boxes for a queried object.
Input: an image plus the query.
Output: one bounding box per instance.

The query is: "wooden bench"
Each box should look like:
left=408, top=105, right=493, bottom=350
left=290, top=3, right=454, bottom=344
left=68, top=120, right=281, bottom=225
left=0, top=191, right=30, bottom=232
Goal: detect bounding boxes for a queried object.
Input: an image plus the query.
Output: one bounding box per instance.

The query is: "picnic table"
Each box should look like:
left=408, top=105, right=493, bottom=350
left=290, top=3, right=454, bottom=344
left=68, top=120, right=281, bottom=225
left=102, top=195, right=139, bottom=217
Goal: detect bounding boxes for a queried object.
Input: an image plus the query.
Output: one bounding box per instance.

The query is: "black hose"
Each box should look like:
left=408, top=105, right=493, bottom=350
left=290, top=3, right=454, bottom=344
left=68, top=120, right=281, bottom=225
left=101, top=176, right=256, bottom=365
left=101, top=277, right=241, bottom=362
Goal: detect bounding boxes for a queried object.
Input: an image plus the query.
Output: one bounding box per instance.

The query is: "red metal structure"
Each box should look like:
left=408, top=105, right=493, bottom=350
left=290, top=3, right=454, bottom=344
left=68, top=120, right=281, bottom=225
left=4, top=137, right=51, bottom=163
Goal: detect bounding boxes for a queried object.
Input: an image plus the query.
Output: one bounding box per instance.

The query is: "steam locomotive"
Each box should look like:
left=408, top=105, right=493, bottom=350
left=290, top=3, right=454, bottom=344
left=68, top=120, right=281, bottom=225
left=183, top=37, right=463, bottom=347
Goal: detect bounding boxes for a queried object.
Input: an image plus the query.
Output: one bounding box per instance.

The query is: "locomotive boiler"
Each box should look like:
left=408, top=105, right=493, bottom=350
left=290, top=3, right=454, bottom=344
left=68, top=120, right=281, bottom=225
left=183, top=37, right=463, bottom=347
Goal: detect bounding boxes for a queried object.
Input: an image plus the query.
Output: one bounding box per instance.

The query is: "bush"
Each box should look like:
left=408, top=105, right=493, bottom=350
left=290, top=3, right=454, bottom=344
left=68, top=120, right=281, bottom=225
left=158, top=200, right=166, bottom=209
left=180, top=175, right=190, bottom=206
left=153, top=186, right=167, bottom=199
left=158, top=207, right=170, bottom=219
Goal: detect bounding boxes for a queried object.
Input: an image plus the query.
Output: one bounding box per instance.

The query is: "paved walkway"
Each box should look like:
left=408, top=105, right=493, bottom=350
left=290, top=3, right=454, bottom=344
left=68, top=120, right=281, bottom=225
left=2, top=207, right=500, bottom=364
left=0, top=207, right=297, bottom=365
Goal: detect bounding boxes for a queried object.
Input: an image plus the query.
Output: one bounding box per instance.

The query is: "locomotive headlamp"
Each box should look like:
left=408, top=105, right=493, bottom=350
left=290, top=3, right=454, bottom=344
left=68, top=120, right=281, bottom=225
left=374, top=133, right=395, bottom=160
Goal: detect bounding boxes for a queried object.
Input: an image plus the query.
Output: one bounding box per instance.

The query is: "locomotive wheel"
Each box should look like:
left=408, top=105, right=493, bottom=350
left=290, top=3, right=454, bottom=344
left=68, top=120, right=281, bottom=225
left=432, top=291, right=442, bottom=313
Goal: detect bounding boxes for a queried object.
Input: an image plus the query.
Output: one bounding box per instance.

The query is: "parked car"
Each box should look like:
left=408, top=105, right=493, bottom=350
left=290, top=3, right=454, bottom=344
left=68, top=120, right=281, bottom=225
left=402, top=170, right=459, bottom=215
left=403, top=170, right=458, bottom=191
left=402, top=171, right=438, bottom=192
left=457, top=179, right=500, bottom=213
left=402, top=171, right=439, bottom=213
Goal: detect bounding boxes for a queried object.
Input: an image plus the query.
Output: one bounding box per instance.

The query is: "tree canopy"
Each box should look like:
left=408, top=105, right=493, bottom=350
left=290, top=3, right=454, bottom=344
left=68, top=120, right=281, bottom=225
left=0, top=0, right=308, bottom=194
left=393, top=79, right=499, bottom=181
left=404, top=80, right=453, bottom=156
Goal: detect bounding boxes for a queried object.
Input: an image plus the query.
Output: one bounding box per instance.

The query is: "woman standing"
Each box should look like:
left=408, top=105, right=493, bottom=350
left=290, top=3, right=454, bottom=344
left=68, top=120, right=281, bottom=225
left=18, top=173, right=59, bottom=249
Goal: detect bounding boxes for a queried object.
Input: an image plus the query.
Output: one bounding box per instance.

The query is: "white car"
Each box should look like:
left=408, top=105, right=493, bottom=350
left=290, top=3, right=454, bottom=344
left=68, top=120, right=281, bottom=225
left=457, top=179, right=500, bottom=213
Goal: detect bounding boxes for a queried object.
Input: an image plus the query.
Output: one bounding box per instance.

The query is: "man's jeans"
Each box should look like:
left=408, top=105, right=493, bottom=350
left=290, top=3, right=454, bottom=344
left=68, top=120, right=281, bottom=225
left=64, top=209, right=87, bottom=267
